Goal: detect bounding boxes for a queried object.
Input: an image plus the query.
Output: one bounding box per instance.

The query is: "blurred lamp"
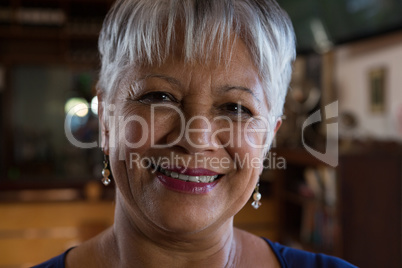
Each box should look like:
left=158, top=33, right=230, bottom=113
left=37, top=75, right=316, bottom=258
left=65, top=97, right=89, bottom=117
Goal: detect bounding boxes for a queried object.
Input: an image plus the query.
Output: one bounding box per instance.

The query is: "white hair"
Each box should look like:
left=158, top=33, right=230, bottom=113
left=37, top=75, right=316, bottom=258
left=98, top=0, right=296, bottom=117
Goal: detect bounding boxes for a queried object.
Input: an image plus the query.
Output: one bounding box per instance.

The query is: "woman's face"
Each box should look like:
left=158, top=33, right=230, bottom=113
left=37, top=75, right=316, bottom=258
left=100, top=39, right=280, bottom=234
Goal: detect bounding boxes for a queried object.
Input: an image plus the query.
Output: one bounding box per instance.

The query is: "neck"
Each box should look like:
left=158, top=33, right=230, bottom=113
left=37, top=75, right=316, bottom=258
left=106, top=193, right=239, bottom=268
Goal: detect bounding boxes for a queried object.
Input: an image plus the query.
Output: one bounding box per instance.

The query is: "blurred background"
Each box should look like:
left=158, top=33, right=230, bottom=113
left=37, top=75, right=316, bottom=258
left=0, top=0, right=401, bottom=267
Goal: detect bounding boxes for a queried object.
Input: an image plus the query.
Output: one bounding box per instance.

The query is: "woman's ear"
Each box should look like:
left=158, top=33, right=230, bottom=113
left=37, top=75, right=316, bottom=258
left=97, top=89, right=109, bottom=155
left=273, top=117, right=282, bottom=136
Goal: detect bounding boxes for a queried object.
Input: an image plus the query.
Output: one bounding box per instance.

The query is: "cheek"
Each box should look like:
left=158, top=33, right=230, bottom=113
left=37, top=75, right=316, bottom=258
left=244, top=131, right=266, bottom=151
left=114, top=109, right=175, bottom=154
left=227, top=122, right=267, bottom=155
left=109, top=118, right=150, bottom=163
left=120, top=119, right=149, bottom=149
left=222, top=122, right=266, bottom=182
left=244, top=119, right=275, bottom=157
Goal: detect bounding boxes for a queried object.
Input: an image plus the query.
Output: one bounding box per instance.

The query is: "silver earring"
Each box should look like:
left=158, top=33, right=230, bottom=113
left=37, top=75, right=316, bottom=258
left=251, top=183, right=261, bottom=209
left=101, top=155, right=111, bottom=186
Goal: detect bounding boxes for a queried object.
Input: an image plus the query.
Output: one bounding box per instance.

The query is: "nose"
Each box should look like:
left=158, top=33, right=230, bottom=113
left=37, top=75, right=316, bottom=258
left=166, top=112, right=220, bottom=154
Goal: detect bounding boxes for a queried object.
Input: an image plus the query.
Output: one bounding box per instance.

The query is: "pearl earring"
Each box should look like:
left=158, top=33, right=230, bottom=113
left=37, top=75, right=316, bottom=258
left=101, top=155, right=111, bottom=186
left=251, top=183, right=261, bottom=209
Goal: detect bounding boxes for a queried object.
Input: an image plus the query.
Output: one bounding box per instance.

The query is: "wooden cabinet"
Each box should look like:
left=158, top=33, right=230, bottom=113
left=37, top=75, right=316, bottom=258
left=338, top=147, right=401, bottom=268
left=271, top=144, right=402, bottom=268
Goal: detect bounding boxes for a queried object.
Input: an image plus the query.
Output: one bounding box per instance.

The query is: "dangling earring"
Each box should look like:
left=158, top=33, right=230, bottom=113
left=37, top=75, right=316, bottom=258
left=101, top=154, right=111, bottom=186
left=251, top=183, right=261, bottom=209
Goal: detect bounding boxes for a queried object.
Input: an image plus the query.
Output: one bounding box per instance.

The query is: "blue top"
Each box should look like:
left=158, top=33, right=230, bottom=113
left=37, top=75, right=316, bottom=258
left=32, top=238, right=357, bottom=267
left=32, top=248, right=72, bottom=268
left=263, top=238, right=357, bottom=268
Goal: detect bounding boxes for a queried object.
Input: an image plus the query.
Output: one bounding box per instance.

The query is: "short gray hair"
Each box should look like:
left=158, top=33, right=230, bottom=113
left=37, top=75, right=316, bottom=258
left=98, top=0, right=296, bottom=117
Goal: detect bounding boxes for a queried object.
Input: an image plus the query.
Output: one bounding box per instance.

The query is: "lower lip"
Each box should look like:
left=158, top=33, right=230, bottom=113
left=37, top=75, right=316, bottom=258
left=156, top=173, right=219, bottom=194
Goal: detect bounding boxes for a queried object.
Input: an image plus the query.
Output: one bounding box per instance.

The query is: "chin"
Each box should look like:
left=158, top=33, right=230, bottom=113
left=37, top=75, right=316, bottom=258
left=152, top=204, right=219, bottom=235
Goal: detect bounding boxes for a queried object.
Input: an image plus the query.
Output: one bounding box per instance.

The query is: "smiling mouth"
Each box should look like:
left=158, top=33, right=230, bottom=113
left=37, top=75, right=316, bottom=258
left=151, top=164, right=223, bottom=183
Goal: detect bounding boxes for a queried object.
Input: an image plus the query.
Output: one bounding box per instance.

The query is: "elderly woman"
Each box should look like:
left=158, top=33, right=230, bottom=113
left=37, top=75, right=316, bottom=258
left=34, top=0, right=356, bottom=267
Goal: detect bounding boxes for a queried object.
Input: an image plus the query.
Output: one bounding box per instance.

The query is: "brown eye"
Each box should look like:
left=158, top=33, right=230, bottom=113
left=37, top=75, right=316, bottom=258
left=223, top=103, right=253, bottom=117
left=139, top=91, right=177, bottom=104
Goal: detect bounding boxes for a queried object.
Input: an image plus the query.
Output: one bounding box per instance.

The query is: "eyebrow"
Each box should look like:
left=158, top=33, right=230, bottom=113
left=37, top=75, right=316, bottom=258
left=139, top=73, right=183, bottom=88
left=221, top=85, right=261, bottom=103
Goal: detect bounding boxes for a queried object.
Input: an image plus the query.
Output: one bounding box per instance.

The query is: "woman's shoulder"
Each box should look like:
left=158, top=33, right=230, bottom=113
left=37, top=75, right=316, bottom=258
left=263, top=238, right=358, bottom=268
left=31, top=248, right=73, bottom=268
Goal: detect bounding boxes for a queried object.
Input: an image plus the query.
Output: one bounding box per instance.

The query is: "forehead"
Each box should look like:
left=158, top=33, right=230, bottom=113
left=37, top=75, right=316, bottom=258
left=138, top=37, right=262, bottom=84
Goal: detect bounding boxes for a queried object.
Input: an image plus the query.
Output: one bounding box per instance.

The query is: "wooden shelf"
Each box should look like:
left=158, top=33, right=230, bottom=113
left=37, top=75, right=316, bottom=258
left=0, top=26, right=67, bottom=39
left=271, top=147, right=341, bottom=256
left=0, top=0, right=111, bottom=66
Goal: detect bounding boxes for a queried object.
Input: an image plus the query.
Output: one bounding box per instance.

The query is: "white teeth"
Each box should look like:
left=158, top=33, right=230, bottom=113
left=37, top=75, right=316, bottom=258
left=156, top=166, right=219, bottom=183
left=188, top=176, right=200, bottom=183
left=199, top=176, right=209, bottom=183
left=178, top=174, right=188, bottom=181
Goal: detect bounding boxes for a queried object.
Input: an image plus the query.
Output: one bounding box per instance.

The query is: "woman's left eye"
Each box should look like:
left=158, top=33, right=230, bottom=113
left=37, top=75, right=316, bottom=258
left=138, top=91, right=177, bottom=104
left=222, top=103, right=253, bottom=117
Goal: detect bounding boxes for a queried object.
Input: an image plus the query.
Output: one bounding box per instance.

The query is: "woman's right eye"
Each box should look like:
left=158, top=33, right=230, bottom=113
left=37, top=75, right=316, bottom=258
left=138, top=91, right=177, bottom=104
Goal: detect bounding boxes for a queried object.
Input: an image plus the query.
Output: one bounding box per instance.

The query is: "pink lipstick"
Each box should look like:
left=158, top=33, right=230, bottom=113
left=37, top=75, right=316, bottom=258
left=153, top=165, right=221, bottom=194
